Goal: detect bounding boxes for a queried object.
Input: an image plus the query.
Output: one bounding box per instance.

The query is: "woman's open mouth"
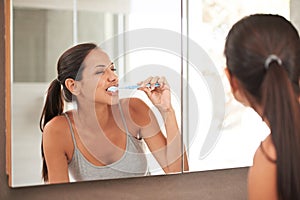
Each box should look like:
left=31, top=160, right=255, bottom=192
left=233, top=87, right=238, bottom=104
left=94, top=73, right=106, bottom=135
left=106, top=85, right=119, bottom=95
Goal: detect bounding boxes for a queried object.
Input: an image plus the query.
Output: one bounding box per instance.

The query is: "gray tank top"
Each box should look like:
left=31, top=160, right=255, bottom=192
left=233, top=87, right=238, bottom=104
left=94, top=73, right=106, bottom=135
left=65, top=104, right=149, bottom=182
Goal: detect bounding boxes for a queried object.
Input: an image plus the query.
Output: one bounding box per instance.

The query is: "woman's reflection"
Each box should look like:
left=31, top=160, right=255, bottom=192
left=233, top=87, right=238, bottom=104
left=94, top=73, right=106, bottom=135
left=39, top=43, right=188, bottom=184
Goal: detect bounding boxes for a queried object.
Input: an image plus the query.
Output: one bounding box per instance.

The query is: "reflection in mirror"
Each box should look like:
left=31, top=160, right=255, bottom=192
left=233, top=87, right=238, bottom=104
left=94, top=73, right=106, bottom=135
left=11, top=0, right=183, bottom=187
left=184, top=0, right=290, bottom=172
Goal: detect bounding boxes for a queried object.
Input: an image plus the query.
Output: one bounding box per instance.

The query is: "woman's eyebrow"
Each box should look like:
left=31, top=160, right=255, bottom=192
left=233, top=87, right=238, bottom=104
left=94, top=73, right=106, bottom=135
left=95, top=62, right=114, bottom=68
left=95, top=64, right=106, bottom=68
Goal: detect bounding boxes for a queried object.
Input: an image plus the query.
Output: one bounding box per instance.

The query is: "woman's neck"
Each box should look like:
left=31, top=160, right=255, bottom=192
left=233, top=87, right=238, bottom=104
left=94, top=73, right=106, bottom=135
left=251, top=104, right=270, bottom=127
left=75, top=101, right=113, bottom=130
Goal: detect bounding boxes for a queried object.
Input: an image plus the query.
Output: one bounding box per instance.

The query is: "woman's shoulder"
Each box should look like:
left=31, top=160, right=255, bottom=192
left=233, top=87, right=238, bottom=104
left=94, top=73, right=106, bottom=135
left=249, top=135, right=277, bottom=185
left=257, top=135, right=277, bottom=164
left=43, top=111, right=73, bottom=137
left=120, top=97, right=149, bottom=111
left=44, top=115, right=66, bottom=130
left=42, top=111, right=75, bottom=154
left=42, top=112, right=75, bottom=163
left=120, top=98, right=151, bottom=118
left=120, top=98, right=152, bottom=126
left=248, top=135, right=277, bottom=199
left=250, top=135, right=277, bottom=181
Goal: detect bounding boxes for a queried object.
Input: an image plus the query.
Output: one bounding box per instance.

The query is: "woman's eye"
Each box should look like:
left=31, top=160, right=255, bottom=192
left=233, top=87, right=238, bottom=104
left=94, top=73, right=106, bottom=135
left=95, top=68, right=116, bottom=75
left=95, top=71, right=104, bottom=75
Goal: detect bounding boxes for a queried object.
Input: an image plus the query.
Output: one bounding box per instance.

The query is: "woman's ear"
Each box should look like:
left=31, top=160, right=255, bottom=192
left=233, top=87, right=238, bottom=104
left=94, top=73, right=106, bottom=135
left=64, top=78, right=81, bottom=96
left=224, top=67, right=250, bottom=106
left=224, top=67, right=238, bottom=93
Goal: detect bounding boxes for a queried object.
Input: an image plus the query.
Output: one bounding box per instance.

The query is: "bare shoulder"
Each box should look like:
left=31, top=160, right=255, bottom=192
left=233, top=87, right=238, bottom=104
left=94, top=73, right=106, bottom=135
left=123, top=97, right=148, bottom=109
left=120, top=98, right=152, bottom=126
left=261, top=135, right=277, bottom=162
left=42, top=113, right=73, bottom=156
left=43, top=114, right=69, bottom=137
left=252, top=135, right=277, bottom=175
left=248, top=136, right=277, bottom=200
left=42, top=113, right=74, bottom=183
left=120, top=98, right=150, bottom=114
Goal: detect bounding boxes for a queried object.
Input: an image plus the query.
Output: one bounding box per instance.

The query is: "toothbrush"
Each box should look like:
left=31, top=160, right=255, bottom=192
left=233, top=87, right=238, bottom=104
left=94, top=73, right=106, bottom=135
left=107, top=83, right=160, bottom=92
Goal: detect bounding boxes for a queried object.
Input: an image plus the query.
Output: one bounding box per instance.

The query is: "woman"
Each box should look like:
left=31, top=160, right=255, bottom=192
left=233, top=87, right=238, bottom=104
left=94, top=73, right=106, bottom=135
left=40, top=43, right=188, bottom=184
left=224, top=14, right=300, bottom=199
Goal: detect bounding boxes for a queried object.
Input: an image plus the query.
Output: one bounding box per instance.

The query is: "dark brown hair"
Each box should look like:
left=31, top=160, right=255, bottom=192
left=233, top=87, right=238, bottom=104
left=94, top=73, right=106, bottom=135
left=39, top=43, right=97, bottom=182
left=225, top=14, right=300, bottom=199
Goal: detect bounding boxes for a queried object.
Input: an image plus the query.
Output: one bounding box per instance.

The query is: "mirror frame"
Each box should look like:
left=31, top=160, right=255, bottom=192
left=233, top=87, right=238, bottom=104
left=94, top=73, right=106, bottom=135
left=1, top=0, right=298, bottom=199
left=4, top=0, right=11, bottom=187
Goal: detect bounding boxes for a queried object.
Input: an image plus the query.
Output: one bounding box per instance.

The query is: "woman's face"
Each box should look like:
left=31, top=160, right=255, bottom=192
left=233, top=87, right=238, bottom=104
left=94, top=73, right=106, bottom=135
left=77, top=48, right=119, bottom=105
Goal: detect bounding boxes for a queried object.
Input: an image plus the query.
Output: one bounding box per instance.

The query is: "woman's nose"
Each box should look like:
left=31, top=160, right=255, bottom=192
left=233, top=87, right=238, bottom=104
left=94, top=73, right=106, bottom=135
left=107, top=70, right=118, bottom=82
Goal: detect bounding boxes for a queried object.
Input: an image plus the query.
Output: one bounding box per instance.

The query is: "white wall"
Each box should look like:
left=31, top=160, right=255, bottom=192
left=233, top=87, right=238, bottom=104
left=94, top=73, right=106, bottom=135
left=12, top=83, right=48, bottom=187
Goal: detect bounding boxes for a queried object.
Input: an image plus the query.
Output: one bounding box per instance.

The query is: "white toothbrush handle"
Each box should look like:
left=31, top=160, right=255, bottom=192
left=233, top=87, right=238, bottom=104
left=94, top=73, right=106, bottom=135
left=122, top=83, right=160, bottom=89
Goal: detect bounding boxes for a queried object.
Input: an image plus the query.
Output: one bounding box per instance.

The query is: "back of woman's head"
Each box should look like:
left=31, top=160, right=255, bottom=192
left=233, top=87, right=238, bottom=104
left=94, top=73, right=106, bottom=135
left=225, top=14, right=300, bottom=199
left=225, top=14, right=299, bottom=98
left=40, top=42, right=97, bottom=181
left=57, top=42, right=98, bottom=102
left=40, top=42, right=97, bottom=131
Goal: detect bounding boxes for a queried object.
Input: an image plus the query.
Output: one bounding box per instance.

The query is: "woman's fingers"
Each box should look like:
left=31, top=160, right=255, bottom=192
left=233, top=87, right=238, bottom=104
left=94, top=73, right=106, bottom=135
left=138, top=76, right=169, bottom=90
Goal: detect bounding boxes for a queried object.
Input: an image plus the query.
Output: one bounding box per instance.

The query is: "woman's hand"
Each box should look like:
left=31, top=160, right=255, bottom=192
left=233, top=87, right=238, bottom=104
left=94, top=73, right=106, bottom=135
left=138, top=76, right=172, bottom=113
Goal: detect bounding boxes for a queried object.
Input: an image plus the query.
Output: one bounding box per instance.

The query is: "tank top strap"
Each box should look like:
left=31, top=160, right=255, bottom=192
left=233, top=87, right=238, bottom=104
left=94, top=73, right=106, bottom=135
left=118, top=101, right=130, bottom=136
left=260, top=142, right=276, bottom=164
left=64, top=113, right=77, bottom=148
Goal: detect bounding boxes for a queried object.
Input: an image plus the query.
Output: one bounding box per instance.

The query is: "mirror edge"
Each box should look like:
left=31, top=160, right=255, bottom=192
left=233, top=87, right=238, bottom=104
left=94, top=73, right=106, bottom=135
left=5, top=0, right=11, bottom=187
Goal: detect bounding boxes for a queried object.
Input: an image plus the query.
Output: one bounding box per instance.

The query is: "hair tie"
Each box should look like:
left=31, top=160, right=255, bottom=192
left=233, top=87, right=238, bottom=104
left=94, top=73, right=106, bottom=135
left=264, top=54, right=282, bottom=70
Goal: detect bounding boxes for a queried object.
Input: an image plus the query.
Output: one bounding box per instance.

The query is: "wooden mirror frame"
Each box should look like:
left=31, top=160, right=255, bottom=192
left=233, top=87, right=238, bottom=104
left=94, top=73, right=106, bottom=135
left=4, top=0, right=11, bottom=186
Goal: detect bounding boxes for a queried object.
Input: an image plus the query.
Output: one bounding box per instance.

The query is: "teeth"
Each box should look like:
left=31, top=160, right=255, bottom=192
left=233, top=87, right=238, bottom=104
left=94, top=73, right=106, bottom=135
left=107, top=86, right=118, bottom=92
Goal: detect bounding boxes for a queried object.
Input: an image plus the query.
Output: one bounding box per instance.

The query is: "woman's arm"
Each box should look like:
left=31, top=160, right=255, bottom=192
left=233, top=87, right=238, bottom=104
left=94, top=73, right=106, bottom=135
left=130, top=98, right=187, bottom=173
left=160, top=107, right=189, bottom=172
left=42, top=117, right=70, bottom=184
left=133, top=76, right=189, bottom=173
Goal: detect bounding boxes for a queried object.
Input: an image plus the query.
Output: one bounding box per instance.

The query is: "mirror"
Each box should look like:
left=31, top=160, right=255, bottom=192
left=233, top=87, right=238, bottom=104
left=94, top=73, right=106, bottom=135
left=184, top=0, right=290, bottom=172
left=11, top=0, right=183, bottom=187
left=10, top=0, right=291, bottom=188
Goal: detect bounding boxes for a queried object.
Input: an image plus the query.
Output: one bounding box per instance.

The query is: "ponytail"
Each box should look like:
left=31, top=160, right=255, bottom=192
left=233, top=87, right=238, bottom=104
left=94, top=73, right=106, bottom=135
left=261, top=62, right=300, bottom=200
left=39, top=79, right=64, bottom=182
